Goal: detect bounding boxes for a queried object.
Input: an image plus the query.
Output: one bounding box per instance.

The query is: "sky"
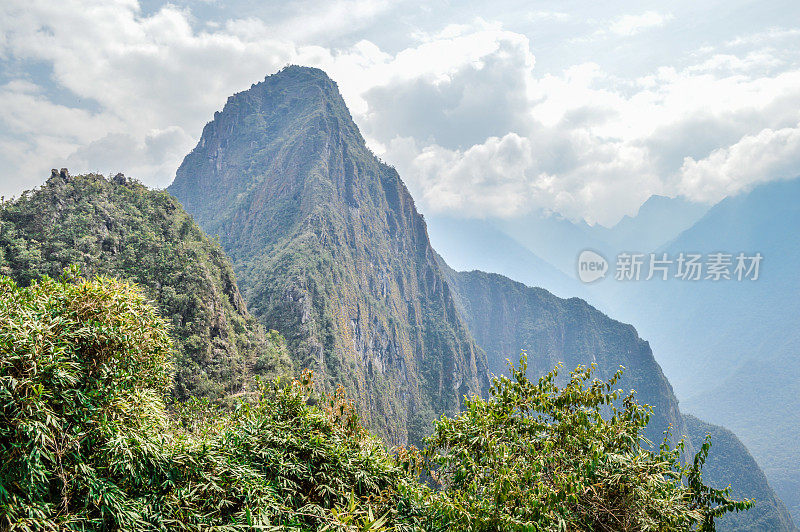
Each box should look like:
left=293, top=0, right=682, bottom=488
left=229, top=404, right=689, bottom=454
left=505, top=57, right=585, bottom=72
left=1, top=0, right=799, bottom=226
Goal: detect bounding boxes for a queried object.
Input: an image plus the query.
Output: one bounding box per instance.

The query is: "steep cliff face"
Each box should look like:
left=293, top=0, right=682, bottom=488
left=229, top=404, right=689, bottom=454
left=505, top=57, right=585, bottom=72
left=169, top=66, right=488, bottom=444
left=164, top=67, right=791, bottom=530
left=0, top=172, right=292, bottom=404
left=437, top=263, right=685, bottom=448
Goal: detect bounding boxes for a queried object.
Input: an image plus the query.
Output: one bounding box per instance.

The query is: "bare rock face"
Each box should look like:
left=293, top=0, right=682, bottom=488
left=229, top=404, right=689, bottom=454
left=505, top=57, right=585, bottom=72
left=49, top=168, right=71, bottom=183
left=112, top=173, right=128, bottom=186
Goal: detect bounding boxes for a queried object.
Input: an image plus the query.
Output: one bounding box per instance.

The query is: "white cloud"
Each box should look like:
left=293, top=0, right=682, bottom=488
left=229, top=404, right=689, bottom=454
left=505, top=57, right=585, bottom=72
left=0, top=0, right=297, bottom=194
left=384, top=127, right=660, bottom=225
left=609, top=11, right=673, bottom=37
left=0, top=1, right=799, bottom=226
left=394, top=133, right=534, bottom=216
left=373, top=28, right=800, bottom=225
left=725, top=27, right=800, bottom=47
left=266, top=0, right=397, bottom=42
left=678, top=124, right=800, bottom=202
left=528, top=11, right=570, bottom=23
left=65, top=126, right=194, bottom=188
left=355, top=25, right=535, bottom=149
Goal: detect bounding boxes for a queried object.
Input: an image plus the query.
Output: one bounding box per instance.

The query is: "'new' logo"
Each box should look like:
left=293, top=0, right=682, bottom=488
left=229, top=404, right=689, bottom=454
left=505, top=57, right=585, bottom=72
left=577, top=250, right=608, bottom=283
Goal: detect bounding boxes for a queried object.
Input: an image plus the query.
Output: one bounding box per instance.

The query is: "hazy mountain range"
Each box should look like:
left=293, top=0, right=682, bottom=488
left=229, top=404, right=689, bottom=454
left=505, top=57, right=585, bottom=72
left=428, top=171, right=800, bottom=525
left=616, top=178, right=800, bottom=524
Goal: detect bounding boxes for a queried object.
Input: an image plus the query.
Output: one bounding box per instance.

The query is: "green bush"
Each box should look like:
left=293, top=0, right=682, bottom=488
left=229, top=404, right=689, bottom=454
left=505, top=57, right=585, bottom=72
left=0, top=267, right=173, bottom=530
left=420, top=355, right=752, bottom=531
left=0, top=270, right=409, bottom=531
left=0, top=272, right=750, bottom=531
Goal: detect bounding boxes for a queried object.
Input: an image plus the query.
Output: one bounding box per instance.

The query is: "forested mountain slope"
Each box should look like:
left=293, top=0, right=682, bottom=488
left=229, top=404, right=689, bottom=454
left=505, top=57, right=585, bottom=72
left=0, top=171, right=292, bottom=403
left=165, top=65, right=793, bottom=529
left=437, top=263, right=683, bottom=448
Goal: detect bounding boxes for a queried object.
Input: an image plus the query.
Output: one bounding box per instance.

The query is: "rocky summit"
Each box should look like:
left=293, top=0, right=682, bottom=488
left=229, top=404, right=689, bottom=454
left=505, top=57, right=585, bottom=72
left=170, top=66, right=488, bottom=445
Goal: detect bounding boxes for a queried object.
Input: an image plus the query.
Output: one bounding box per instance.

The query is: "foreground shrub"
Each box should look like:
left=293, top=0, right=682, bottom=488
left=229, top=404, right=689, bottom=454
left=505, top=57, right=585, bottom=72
left=0, top=270, right=750, bottom=530
left=161, top=376, right=417, bottom=530
left=0, top=267, right=174, bottom=530
left=0, top=270, right=406, bottom=531
left=421, top=356, right=752, bottom=531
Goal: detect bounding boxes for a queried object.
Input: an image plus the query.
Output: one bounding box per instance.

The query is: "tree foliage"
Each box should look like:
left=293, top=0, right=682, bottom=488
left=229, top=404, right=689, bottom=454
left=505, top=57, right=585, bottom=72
left=0, top=271, right=409, bottom=531
left=0, top=268, right=174, bottom=529
left=420, top=355, right=752, bottom=531
left=0, top=272, right=750, bottom=530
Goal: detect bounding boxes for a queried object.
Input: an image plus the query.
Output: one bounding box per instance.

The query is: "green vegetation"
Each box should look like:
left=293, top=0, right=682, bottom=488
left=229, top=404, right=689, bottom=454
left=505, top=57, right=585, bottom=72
left=423, top=356, right=751, bottom=531
left=442, top=267, right=795, bottom=530
left=165, top=66, right=788, bottom=530
left=437, top=265, right=686, bottom=449
left=0, top=272, right=750, bottom=530
left=0, top=271, right=405, bottom=530
left=0, top=172, right=292, bottom=404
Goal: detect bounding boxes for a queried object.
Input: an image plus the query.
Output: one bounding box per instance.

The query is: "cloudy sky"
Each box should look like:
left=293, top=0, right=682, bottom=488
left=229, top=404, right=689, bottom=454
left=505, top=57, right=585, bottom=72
left=1, top=0, right=799, bottom=225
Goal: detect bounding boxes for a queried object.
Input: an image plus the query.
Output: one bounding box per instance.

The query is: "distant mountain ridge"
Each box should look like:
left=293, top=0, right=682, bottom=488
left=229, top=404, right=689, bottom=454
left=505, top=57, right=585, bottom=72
left=613, top=177, right=800, bottom=526
left=482, top=195, right=709, bottom=281
left=597, top=195, right=709, bottom=253
left=425, top=214, right=586, bottom=299
left=437, top=261, right=796, bottom=531
left=435, top=260, right=684, bottom=448
left=429, top=176, right=800, bottom=527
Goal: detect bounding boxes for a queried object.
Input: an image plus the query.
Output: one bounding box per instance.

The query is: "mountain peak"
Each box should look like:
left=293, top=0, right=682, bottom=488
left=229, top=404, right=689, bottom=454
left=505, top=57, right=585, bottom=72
left=168, top=68, right=488, bottom=444
left=221, top=65, right=355, bottom=131
left=237, top=65, right=345, bottom=108
left=168, top=66, right=370, bottom=241
left=266, top=64, right=335, bottom=84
